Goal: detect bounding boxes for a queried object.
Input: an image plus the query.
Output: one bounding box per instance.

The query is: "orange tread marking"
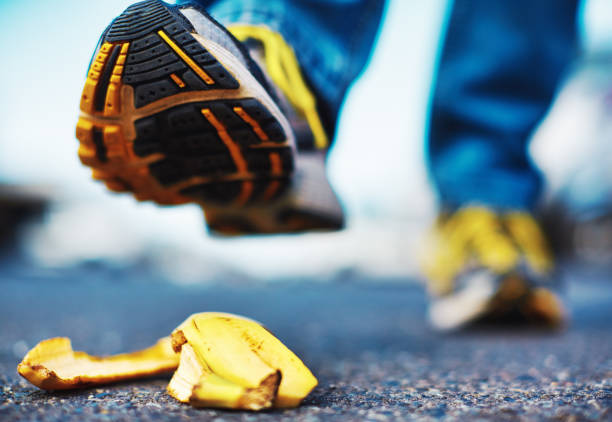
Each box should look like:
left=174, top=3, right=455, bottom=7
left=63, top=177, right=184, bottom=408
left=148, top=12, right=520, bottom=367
left=262, top=152, right=283, bottom=200
left=105, top=178, right=130, bottom=192
left=200, top=109, right=248, bottom=173
left=81, top=43, right=114, bottom=113
left=237, top=181, right=254, bottom=206
left=104, top=42, right=129, bottom=116
left=92, top=169, right=111, bottom=180
left=158, top=30, right=215, bottom=85
left=170, top=73, right=186, bottom=88
left=262, top=180, right=280, bottom=201
left=76, top=116, right=188, bottom=204
left=103, top=126, right=126, bottom=159
left=76, top=118, right=94, bottom=143
left=76, top=118, right=96, bottom=166
left=269, top=152, right=282, bottom=176
left=77, top=144, right=96, bottom=166
left=232, top=107, right=269, bottom=141
left=201, top=108, right=253, bottom=205
left=78, top=73, right=193, bottom=207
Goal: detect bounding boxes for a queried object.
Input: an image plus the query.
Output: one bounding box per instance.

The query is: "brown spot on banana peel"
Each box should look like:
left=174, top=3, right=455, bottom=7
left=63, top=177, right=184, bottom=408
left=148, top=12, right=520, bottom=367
left=191, top=370, right=281, bottom=411
left=171, top=330, right=188, bottom=353
left=17, top=337, right=179, bottom=390
left=233, top=371, right=281, bottom=411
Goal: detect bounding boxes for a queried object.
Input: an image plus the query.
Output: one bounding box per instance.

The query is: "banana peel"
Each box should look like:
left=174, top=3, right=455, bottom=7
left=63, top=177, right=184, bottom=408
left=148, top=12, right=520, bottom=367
left=17, top=312, right=317, bottom=411
left=17, top=337, right=179, bottom=390
left=167, top=342, right=280, bottom=410
left=168, top=312, right=317, bottom=409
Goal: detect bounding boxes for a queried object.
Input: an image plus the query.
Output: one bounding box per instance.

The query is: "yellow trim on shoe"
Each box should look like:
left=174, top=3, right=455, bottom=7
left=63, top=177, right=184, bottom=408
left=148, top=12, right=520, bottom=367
left=422, top=206, right=521, bottom=295
left=158, top=30, right=216, bottom=85
left=422, top=206, right=556, bottom=296
left=504, top=212, right=554, bottom=275
left=228, top=24, right=329, bottom=149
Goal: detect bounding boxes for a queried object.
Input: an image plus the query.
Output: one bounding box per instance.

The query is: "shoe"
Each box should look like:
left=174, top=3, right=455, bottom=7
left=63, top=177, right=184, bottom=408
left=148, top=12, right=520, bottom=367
left=76, top=0, right=343, bottom=235
left=421, top=206, right=566, bottom=330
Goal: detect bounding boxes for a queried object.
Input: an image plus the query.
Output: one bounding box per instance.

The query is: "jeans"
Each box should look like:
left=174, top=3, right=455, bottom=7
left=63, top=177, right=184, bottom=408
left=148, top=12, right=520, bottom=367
left=186, top=0, right=579, bottom=211
left=429, top=0, right=579, bottom=210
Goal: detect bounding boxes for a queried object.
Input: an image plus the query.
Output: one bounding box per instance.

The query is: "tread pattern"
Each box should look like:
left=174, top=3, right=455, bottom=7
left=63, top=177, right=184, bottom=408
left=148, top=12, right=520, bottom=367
left=105, top=0, right=176, bottom=42
left=124, top=26, right=239, bottom=108
left=76, top=0, right=293, bottom=207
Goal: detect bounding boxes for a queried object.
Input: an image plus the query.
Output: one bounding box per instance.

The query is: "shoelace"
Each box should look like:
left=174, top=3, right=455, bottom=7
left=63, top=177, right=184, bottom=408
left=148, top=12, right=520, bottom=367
left=228, top=25, right=329, bottom=150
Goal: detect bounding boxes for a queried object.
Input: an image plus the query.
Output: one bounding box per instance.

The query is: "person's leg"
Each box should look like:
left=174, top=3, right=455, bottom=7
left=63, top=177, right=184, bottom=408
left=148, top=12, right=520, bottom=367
left=423, top=0, right=579, bottom=330
left=181, top=0, right=386, bottom=147
left=428, top=0, right=580, bottom=210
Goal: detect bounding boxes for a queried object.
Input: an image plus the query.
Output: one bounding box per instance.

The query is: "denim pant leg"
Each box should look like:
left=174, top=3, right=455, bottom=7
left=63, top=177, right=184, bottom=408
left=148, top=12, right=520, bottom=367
left=181, top=0, right=386, bottom=141
left=428, top=0, right=579, bottom=210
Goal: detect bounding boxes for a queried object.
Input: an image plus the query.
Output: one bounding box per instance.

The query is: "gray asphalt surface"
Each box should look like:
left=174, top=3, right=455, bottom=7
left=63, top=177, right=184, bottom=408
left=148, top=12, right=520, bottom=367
left=0, top=256, right=611, bottom=421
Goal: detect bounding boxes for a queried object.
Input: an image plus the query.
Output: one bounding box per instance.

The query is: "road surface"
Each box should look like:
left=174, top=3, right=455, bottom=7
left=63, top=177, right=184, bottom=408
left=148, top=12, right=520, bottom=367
left=1, top=257, right=610, bottom=421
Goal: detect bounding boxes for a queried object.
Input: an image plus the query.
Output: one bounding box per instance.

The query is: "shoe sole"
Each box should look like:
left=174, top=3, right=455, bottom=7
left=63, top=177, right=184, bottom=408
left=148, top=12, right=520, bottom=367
left=76, top=0, right=295, bottom=208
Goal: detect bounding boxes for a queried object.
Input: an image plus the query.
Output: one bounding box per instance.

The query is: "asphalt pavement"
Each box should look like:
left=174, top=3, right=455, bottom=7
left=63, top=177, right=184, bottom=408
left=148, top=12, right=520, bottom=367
left=0, top=256, right=611, bottom=421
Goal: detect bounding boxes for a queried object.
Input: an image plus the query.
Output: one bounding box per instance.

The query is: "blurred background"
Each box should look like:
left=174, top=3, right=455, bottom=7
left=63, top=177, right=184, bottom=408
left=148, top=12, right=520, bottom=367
left=0, top=0, right=611, bottom=283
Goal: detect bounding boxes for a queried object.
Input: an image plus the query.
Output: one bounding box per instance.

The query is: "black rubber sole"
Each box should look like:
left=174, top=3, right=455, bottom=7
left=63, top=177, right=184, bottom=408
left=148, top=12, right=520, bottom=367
left=77, top=0, right=294, bottom=207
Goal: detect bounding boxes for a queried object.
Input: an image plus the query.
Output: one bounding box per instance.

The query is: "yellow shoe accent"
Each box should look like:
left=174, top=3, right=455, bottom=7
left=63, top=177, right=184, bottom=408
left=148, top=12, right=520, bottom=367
left=80, top=42, right=114, bottom=114
left=504, top=212, right=554, bottom=275
left=104, top=42, right=130, bottom=116
left=158, top=30, right=215, bottom=85
left=228, top=25, right=329, bottom=149
left=170, top=73, right=187, bottom=88
left=233, top=106, right=270, bottom=141
left=76, top=115, right=190, bottom=206
left=422, top=205, right=562, bottom=329
left=422, top=206, right=521, bottom=295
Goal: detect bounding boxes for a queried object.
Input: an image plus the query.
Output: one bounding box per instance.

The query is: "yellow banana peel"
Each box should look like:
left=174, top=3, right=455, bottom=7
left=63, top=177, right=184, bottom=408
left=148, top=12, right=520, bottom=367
left=169, top=312, right=317, bottom=409
left=17, top=337, right=179, bottom=390
left=17, top=312, right=317, bottom=411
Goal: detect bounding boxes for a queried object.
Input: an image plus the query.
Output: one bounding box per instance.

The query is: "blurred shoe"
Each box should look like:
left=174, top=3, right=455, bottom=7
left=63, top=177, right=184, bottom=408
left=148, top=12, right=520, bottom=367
left=76, top=0, right=343, bottom=235
left=421, top=206, right=566, bottom=330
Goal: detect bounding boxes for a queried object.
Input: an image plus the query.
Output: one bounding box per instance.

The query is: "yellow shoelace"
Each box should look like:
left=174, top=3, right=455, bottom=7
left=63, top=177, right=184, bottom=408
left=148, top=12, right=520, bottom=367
left=228, top=24, right=329, bottom=149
